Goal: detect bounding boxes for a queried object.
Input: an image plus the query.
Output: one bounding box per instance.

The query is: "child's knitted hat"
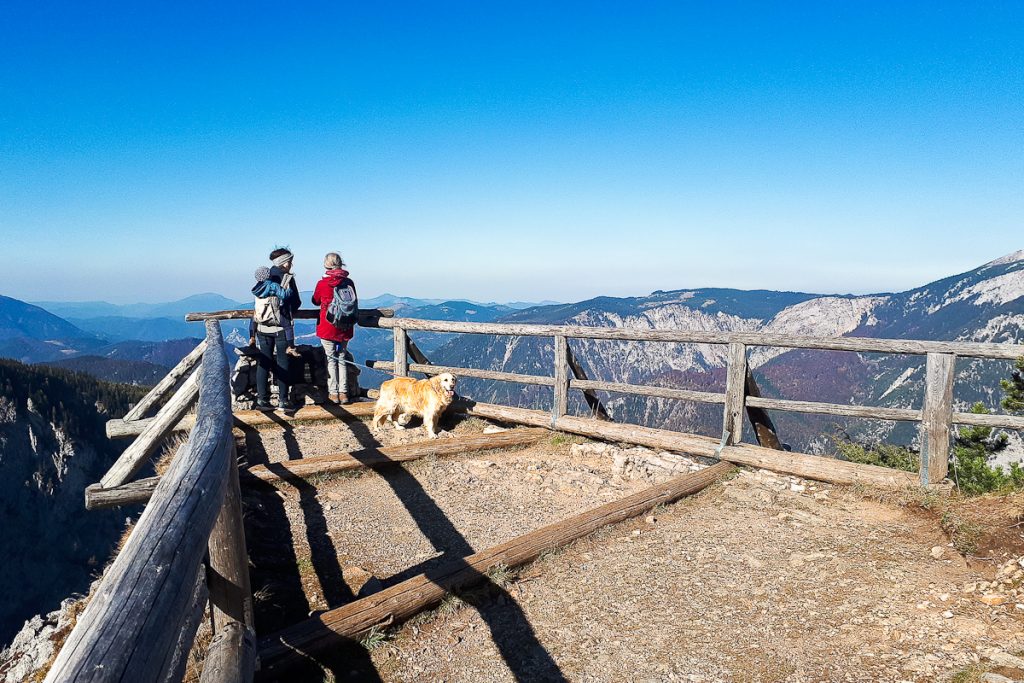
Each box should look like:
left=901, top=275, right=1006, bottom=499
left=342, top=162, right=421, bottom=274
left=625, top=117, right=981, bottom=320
left=254, top=266, right=271, bottom=282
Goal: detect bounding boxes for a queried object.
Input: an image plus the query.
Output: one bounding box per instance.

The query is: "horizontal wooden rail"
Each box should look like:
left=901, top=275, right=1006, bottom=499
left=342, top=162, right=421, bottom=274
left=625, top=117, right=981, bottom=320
left=368, top=359, right=555, bottom=386
left=47, top=321, right=235, bottom=682
left=570, top=378, right=725, bottom=404
left=379, top=317, right=1024, bottom=360
left=951, top=411, right=1024, bottom=430
left=745, top=396, right=921, bottom=422
left=446, top=399, right=921, bottom=488
left=257, top=461, right=734, bottom=677
left=184, top=308, right=393, bottom=324
left=106, top=402, right=377, bottom=439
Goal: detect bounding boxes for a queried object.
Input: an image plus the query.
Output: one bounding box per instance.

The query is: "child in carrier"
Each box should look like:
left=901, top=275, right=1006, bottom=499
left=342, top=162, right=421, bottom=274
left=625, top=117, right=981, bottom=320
left=249, top=266, right=302, bottom=357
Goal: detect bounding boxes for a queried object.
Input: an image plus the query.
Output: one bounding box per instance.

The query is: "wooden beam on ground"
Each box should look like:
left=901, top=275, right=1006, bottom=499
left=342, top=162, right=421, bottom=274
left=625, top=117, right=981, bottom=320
left=257, top=462, right=733, bottom=678
left=744, top=369, right=783, bottom=450
left=101, top=368, right=202, bottom=488
left=449, top=399, right=921, bottom=488
left=123, top=340, right=207, bottom=422
left=244, top=428, right=548, bottom=483
left=106, top=402, right=377, bottom=439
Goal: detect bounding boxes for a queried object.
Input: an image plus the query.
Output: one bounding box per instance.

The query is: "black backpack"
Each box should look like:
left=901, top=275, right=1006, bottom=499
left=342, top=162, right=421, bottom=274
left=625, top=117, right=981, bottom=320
left=325, top=278, right=358, bottom=330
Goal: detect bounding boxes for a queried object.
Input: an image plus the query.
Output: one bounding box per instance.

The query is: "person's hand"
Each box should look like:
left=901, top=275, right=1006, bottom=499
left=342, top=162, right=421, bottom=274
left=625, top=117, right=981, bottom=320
left=248, top=337, right=256, bottom=347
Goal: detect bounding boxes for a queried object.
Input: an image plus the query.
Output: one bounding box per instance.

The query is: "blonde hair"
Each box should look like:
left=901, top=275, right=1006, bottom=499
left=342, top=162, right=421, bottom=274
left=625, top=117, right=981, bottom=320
left=324, top=252, right=344, bottom=269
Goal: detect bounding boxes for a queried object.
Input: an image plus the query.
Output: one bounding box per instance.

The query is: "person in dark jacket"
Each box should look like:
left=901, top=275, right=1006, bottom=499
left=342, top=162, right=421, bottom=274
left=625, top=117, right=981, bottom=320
left=249, top=266, right=302, bottom=357
left=253, top=248, right=302, bottom=412
left=311, top=252, right=356, bottom=403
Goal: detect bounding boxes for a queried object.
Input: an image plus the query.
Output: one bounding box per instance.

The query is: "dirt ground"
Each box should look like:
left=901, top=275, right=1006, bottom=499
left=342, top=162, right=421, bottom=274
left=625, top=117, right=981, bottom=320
left=238, top=410, right=1024, bottom=683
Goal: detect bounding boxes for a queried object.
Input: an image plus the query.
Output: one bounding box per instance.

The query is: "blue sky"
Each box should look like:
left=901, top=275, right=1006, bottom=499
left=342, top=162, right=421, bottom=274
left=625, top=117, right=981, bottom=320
left=1, top=1, right=1022, bottom=304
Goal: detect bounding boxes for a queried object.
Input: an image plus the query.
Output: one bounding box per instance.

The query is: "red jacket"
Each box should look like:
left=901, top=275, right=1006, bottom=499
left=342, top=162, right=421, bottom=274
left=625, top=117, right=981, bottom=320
left=311, top=268, right=356, bottom=342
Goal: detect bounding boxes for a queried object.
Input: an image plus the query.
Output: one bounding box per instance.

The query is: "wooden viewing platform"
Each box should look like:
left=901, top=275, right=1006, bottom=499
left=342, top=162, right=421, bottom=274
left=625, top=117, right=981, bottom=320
left=43, top=308, right=1023, bottom=682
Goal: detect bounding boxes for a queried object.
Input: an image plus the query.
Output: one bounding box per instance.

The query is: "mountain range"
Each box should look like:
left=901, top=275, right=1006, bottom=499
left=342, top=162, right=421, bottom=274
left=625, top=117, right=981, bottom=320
left=428, top=251, right=1024, bottom=456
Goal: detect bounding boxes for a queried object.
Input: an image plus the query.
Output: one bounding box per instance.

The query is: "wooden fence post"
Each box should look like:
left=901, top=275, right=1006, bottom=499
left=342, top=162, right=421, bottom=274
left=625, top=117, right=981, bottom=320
left=207, top=444, right=254, bottom=631
left=552, top=335, right=568, bottom=424
left=920, top=352, right=956, bottom=484
left=723, top=342, right=747, bottom=445
left=394, top=326, right=408, bottom=377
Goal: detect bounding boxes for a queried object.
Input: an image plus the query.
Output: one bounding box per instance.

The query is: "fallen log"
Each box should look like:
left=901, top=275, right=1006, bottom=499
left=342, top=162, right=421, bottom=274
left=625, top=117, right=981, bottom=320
left=245, top=428, right=548, bottom=482
left=257, top=461, right=733, bottom=678
left=106, top=402, right=377, bottom=439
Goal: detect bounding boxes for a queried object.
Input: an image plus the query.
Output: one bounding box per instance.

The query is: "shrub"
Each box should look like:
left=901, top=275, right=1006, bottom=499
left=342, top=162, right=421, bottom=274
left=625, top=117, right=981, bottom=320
left=833, top=438, right=918, bottom=472
left=950, top=403, right=1024, bottom=495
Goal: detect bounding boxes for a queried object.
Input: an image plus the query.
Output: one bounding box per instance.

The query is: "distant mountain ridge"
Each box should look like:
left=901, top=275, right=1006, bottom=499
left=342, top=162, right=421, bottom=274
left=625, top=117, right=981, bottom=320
left=430, top=251, right=1024, bottom=454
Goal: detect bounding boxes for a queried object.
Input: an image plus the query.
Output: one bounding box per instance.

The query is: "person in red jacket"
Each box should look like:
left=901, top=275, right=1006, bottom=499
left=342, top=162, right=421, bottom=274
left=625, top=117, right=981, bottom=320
left=311, top=252, right=357, bottom=403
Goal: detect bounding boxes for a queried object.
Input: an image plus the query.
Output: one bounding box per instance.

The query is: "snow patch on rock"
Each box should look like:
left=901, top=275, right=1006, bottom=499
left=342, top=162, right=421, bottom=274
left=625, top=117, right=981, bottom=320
left=880, top=366, right=919, bottom=400
left=947, top=270, right=1024, bottom=307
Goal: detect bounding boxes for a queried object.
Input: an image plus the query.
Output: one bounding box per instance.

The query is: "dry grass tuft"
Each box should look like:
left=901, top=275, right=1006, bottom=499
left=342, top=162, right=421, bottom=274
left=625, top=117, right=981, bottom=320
left=155, top=433, right=190, bottom=476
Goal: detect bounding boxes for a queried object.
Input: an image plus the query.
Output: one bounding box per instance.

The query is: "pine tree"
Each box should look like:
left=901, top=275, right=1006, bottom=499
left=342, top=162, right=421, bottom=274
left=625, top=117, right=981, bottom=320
left=1001, top=357, right=1024, bottom=413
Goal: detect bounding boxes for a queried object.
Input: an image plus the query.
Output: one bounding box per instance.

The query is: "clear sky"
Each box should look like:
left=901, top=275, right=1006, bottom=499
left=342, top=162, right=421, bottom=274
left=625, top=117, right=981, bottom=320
left=1, top=2, right=1021, bottom=305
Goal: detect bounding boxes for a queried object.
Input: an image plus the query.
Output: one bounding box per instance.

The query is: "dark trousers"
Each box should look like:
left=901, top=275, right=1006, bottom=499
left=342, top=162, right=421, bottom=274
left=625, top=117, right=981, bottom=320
left=256, top=331, right=290, bottom=405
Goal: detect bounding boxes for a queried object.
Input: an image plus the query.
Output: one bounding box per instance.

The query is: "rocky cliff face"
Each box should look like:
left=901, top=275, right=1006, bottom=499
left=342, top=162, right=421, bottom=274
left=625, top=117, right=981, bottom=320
left=0, top=361, right=143, bottom=649
left=434, top=253, right=1024, bottom=454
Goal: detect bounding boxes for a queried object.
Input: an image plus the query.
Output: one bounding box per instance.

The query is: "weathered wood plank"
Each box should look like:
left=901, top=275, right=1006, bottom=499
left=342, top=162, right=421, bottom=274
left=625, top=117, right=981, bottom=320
left=377, top=317, right=1024, bottom=360
left=393, top=327, right=408, bottom=377
left=920, top=352, right=956, bottom=484
left=198, top=622, right=257, bottom=683
left=46, top=321, right=234, bottom=683
left=257, top=462, right=734, bottom=677
left=448, top=399, right=921, bottom=488
left=569, top=379, right=725, bottom=404
left=101, top=368, right=201, bottom=488
left=406, top=336, right=432, bottom=366
left=722, top=342, right=747, bottom=444
left=106, top=401, right=378, bottom=439
left=744, top=370, right=784, bottom=450
left=951, top=410, right=1024, bottom=430
left=123, top=340, right=207, bottom=422
left=565, top=342, right=612, bottom=421
left=161, top=569, right=209, bottom=683
left=745, top=396, right=921, bottom=422
left=85, top=477, right=159, bottom=510
left=207, top=444, right=253, bottom=631
left=552, top=335, right=568, bottom=423
left=245, top=428, right=548, bottom=482
left=367, top=360, right=555, bottom=386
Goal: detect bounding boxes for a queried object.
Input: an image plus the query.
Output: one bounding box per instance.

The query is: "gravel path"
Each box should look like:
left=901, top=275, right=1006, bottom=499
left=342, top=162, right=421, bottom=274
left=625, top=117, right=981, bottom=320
left=238, top=412, right=1024, bottom=682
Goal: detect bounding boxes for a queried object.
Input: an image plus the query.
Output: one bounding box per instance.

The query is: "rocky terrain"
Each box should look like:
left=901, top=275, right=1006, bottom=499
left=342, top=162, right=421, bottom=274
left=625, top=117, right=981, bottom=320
left=233, top=414, right=1023, bottom=682
left=0, top=361, right=143, bottom=648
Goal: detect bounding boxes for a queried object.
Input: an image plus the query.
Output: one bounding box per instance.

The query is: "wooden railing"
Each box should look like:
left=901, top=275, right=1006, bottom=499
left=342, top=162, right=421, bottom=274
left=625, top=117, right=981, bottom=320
left=46, top=321, right=254, bottom=683
left=369, top=317, right=1024, bottom=486
left=48, top=307, right=1022, bottom=681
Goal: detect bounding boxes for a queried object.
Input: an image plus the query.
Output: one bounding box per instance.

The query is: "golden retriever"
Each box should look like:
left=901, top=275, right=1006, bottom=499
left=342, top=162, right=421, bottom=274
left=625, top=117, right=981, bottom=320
left=372, top=372, right=457, bottom=439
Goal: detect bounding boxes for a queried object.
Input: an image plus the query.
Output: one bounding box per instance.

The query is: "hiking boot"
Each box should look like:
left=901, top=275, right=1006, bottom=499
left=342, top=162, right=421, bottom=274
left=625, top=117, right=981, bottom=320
left=328, top=393, right=340, bottom=404
left=255, top=401, right=274, bottom=412
left=337, top=392, right=350, bottom=405
left=277, top=401, right=300, bottom=414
